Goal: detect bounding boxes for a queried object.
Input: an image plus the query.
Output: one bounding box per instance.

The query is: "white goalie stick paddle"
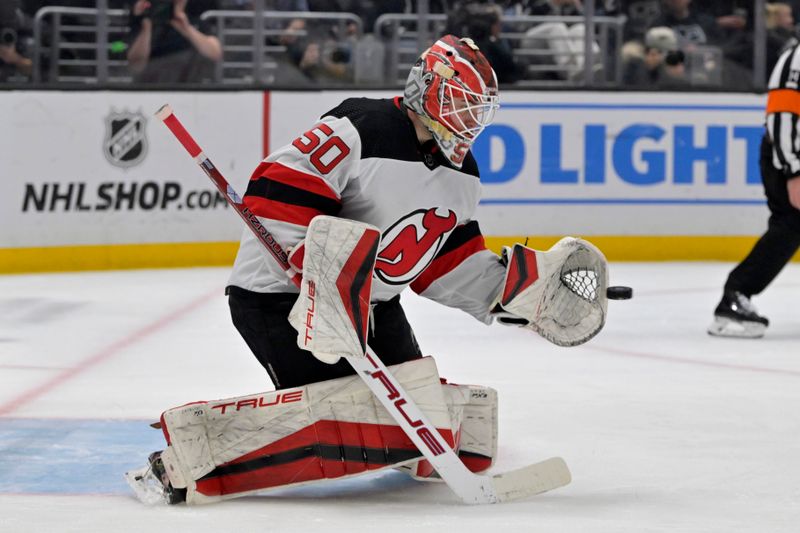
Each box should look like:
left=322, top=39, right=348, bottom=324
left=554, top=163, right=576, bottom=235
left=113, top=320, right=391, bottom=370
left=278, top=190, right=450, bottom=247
left=156, top=104, right=571, bottom=504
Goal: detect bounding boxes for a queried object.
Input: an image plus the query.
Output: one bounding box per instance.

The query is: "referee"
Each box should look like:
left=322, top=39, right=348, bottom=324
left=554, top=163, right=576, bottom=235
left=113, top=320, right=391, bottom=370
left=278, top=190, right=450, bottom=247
left=708, top=42, right=800, bottom=338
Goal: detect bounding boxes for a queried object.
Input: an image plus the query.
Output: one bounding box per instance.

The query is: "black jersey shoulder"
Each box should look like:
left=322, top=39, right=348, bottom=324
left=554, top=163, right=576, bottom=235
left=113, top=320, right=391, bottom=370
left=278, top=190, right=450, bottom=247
left=323, top=97, right=481, bottom=179
left=323, top=98, right=420, bottom=162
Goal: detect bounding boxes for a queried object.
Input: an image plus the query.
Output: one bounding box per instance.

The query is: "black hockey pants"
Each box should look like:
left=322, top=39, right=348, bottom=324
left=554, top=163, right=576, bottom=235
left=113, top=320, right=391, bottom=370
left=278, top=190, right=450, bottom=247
left=725, top=135, right=800, bottom=296
left=227, top=287, right=422, bottom=389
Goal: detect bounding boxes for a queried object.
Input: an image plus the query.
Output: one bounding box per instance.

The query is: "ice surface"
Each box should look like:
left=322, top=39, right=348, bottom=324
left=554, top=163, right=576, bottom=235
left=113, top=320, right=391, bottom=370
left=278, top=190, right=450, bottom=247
left=1, top=263, right=799, bottom=532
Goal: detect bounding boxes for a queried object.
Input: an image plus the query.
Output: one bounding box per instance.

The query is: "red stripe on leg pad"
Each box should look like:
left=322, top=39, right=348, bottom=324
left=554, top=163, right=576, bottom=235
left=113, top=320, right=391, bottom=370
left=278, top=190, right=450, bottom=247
left=460, top=453, right=493, bottom=474
left=194, top=420, right=455, bottom=497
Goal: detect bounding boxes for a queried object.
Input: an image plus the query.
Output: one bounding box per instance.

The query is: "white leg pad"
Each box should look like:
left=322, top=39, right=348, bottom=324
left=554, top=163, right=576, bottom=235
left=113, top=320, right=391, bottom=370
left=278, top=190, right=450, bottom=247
left=401, top=383, right=498, bottom=481
left=157, top=357, right=458, bottom=504
left=453, top=384, right=498, bottom=468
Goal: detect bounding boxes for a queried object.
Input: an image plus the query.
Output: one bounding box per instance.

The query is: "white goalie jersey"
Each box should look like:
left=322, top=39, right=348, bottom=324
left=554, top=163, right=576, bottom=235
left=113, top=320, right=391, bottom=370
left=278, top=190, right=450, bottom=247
left=228, top=97, right=506, bottom=323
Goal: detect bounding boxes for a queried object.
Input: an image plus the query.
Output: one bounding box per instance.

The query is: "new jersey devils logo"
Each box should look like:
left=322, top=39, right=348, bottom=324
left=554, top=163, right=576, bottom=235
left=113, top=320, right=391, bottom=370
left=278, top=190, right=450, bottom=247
left=375, top=208, right=458, bottom=285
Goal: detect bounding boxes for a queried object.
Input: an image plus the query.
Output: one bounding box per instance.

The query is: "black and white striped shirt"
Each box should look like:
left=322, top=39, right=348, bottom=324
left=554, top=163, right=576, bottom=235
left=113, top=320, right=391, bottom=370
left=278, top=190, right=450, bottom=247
left=766, top=43, right=800, bottom=176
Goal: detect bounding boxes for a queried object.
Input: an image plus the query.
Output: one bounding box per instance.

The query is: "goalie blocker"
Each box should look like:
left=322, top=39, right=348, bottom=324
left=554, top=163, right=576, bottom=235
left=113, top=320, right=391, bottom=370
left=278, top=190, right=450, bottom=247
left=125, top=357, right=498, bottom=505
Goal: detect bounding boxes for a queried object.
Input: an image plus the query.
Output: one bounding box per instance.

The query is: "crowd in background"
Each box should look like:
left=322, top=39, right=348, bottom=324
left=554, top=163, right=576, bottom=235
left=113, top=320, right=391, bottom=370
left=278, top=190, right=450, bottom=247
left=2, top=0, right=799, bottom=90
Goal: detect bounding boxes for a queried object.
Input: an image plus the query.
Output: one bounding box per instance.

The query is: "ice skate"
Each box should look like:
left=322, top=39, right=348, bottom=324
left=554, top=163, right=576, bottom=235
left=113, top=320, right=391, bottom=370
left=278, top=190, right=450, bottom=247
left=124, top=451, right=186, bottom=505
left=707, top=290, right=769, bottom=338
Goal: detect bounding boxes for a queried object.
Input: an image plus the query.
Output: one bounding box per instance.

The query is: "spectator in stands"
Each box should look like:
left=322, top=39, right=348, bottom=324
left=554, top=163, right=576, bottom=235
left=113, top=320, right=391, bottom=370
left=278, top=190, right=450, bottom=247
left=617, top=0, right=663, bottom=43
left=717, top=7, right=754, bottom=71
left=766, top=3, right=798, bottom=76
left=649, top=0, right=721, bottom=49
left=520, top=0, right=584, bottom=17
left=0, top=38, right=32, bottom=82
left=277, top=0, right=358, bottom=85
left=266, top=0, right=310, bottom=49
left=448, top=2, right=522, bottom=84
left=222, top=0, right=309, bottom=36
left=127, top=0, right=222, bottom=83
left=659, top=47, right=689, bottom=88
left=307, top=0, right=405, bottom=33
left=651, top=0, right=761, bottom=89
left=622, top=25, right=685, bottom=88
left=287, top=35, right=353, bottom=84
left=693, top=0, right=754, bottom=41
left=0, top=0, right=32, bottom=81
left=404, top=0, right=450, bottom=15
left=212, top=0, right=314, bottom=85
left=507, top=0, right=602, bottom=81
left=621, top=27, right=667, bottom=87
left=767, top=2, right=796, bottom=37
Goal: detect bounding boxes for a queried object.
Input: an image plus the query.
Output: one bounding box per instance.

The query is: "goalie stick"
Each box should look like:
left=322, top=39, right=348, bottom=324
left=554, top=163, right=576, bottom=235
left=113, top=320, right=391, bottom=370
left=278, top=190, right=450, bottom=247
left=155, top=104, right=571, bottom=504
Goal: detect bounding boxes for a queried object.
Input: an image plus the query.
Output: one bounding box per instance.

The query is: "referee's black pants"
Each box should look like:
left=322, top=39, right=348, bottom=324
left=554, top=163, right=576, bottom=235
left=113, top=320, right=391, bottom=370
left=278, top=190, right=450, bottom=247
left=725, top=135, right=800, bottom=296
left=226, top=286, right=422, bottom=389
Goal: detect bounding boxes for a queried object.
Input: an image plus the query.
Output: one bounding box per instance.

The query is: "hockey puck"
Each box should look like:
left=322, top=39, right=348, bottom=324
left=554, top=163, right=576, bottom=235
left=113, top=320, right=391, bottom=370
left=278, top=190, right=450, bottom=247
left=606, top=286, right=633, bottom=300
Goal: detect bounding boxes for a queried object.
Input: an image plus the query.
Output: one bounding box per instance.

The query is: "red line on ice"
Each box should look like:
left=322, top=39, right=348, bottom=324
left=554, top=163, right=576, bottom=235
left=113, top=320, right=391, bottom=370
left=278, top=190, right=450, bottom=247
left=585, top=344, right=800, bottom=377
left=0, top=288, right=220, bottom=417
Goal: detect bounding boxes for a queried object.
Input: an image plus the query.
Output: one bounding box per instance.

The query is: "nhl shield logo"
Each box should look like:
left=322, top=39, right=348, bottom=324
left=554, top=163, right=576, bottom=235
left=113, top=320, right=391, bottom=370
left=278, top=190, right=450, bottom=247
left=104, top=110, right=148, bottom=168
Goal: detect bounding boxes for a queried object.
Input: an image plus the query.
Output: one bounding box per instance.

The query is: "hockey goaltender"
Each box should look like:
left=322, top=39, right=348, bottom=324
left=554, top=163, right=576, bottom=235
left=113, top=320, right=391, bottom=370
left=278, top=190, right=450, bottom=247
left=126, top=35, right=610, bottom=505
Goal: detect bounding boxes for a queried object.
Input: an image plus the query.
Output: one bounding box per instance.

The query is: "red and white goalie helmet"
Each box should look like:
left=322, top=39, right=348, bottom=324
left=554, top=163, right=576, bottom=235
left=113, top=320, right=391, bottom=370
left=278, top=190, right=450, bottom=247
left=404, top=35, right=499, bottom=168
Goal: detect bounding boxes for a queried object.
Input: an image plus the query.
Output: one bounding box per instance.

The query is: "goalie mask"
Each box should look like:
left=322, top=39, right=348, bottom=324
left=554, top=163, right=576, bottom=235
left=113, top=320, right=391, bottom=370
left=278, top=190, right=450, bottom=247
left=404, top=35, right=500, bottom=168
